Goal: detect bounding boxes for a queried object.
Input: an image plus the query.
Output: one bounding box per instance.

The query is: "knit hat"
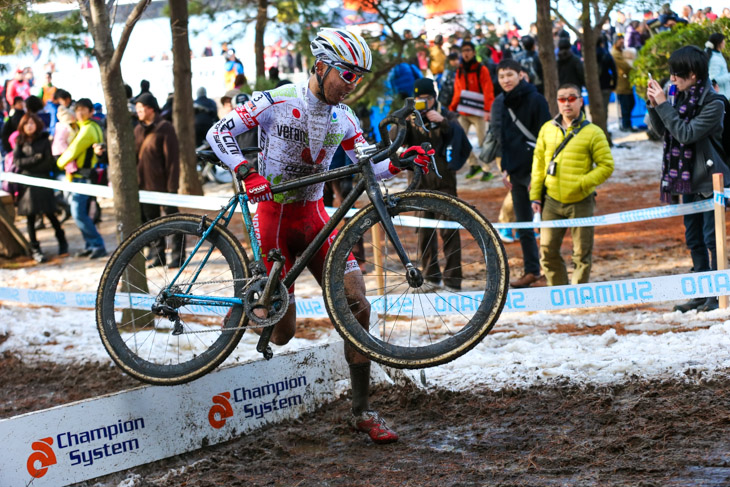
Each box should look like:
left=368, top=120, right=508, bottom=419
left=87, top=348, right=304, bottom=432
left=135, top=92, right=159, bottom=111
left=413, top=78, right=437, bottom=97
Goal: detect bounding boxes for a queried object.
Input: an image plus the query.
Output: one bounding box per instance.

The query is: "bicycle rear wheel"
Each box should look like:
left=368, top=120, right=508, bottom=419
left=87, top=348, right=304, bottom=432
left=96, top=214, right=250, bottom=385
left=323, top=191, right=508, bottom=369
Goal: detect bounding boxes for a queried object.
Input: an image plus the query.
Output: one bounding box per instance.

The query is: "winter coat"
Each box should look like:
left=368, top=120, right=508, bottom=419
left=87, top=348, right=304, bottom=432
left=134, top=115, right=180, bottom=193
left=449, top=59, right=495, bottom=115
left=596, top=46, right=617, bottom=91
left=396, top=105, right=459, bottom=194
left=387, top=63, right=422, bottom=98
left=611, top=46, right=633, bottom=95
left=51, top=105, right=78, bottom=157
left=709, top=50, right=730, bottom=99
left=530, top=113, right=614, bottom=204
left=556, top=49, right=585, bottom=89
left=1, top=109, right=24, bottom=153
left=194, top=96, right=219, bottom=146
left=647, top=78, right=730, bottom=195
left=491, top=81, right=551, bottom=182
left=438, top=68, right=457, bottom=107
left=56, top=118, right=104, bottom=181
left=13, top=133, right=57, bottom=216
left=428, top=45, right=446, bottom=75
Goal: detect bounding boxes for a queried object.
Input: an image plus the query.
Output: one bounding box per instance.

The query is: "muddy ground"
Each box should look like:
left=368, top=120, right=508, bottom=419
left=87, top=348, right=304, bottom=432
left=3, top=173, right=730, bottom=486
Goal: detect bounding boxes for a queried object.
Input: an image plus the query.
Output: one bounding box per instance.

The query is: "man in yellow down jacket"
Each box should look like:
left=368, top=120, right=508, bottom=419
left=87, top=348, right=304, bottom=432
left=530, top=83, right=614, bottom=286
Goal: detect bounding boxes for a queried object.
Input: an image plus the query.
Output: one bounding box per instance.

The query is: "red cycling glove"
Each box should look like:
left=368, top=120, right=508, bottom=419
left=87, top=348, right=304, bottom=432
left=401, top=145, right=434, bottom=174
left=235, top=162, right=272, bottom=203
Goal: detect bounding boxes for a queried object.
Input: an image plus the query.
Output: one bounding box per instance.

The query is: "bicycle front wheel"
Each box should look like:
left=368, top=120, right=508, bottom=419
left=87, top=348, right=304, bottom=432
left=96, top=214, right=250, bottom=385
left=323, top=191, right=508, bottom=369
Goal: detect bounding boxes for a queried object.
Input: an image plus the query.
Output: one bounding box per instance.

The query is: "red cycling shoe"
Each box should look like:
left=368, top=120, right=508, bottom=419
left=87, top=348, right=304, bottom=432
left=351, top=410, right=399, bottom=444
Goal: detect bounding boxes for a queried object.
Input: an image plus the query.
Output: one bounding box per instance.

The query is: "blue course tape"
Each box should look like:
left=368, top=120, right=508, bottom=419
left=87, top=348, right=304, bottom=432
left=2, top=270, right=729, bottom=318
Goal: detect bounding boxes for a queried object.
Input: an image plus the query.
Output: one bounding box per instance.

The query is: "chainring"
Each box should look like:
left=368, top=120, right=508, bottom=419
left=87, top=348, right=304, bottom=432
left=242, top=276, right=290, bottom=328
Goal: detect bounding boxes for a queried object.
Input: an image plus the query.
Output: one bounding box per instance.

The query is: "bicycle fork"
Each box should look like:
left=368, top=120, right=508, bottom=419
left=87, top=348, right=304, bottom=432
left=362, top=163, right=423, bottom=288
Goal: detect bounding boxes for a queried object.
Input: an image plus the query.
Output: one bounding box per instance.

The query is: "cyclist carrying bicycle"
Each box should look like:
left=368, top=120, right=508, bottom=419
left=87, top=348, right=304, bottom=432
left=206, top=28, right=433, bottom=444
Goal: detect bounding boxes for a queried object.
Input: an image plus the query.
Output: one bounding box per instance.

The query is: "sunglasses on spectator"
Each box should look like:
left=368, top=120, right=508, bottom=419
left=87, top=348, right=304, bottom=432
left=669, top=70, right=689, bottom=78
left=557, top=95, right=580, bottom=103
left=329, top=64, right=364, bottom=84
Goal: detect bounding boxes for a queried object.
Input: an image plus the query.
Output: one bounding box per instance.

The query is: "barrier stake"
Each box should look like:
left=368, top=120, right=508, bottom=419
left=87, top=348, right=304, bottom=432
left=713, top=173, right=728, bottom=309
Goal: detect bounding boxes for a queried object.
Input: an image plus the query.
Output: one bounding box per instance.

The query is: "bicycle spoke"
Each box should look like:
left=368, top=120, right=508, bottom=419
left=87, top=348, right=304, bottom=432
left=324, top=193, right=507, bottom=369
left=99, top=216, right=248, bottom=383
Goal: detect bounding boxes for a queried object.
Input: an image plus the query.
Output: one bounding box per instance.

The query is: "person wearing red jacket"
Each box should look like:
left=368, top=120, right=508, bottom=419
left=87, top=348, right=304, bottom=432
left=449, top=41, right=495, bottom=181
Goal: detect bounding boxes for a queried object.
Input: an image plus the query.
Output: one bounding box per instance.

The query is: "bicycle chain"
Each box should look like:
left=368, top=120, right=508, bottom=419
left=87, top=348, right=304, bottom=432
left=160, top=277, right=279, bottom=333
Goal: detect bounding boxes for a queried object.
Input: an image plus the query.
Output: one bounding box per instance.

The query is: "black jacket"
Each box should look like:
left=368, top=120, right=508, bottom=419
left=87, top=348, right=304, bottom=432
left=557, top=49, right=585, bottom=89
left=13, top=132, right=56, bottom=216
left=493, top=81, right=551, bottom=179
left=596, top=46, right=617, bottom=91
left=397, top=104, right=462, bottom=193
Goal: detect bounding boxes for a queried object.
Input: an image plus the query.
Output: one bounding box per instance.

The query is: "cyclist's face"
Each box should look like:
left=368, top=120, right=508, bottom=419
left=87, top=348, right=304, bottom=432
left=318, top=61, right=358, bottom=104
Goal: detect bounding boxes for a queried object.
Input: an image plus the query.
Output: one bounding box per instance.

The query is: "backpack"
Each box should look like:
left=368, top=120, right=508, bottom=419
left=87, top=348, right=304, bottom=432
left=518, top=53, right=541, bottom=86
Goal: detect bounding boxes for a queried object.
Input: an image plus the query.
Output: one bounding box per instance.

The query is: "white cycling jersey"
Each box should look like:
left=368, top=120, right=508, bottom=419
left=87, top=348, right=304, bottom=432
left=206, top=80, right=394, bottom=204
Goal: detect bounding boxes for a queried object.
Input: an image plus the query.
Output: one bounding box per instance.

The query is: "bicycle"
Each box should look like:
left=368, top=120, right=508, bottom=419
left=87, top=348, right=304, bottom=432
left=96, top=98, right=509, bottom=385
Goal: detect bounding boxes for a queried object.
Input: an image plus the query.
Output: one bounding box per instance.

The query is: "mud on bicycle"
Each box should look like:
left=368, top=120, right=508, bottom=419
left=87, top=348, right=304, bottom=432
left=95, top=98, right=509, bottom=385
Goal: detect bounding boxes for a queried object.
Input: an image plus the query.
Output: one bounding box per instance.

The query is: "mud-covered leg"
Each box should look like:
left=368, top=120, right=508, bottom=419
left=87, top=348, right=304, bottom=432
left=344, top=270, right=398, bottom=444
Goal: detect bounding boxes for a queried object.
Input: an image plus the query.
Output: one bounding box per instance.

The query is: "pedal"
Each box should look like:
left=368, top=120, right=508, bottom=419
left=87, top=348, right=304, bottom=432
left=197, top=215, right=208, bottom=235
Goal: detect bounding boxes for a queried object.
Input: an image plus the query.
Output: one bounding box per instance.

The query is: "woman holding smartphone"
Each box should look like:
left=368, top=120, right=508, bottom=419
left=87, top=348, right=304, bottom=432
left=646, top=45, right=730, bottom=312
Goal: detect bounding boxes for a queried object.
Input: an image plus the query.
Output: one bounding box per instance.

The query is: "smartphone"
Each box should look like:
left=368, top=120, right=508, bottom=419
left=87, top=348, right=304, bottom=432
left=648, top=72, right=653, bottom=81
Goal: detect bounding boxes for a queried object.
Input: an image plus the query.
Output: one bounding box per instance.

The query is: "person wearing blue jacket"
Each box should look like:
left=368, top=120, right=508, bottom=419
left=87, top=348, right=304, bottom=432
left=707, top=33, right=730, bottom=99
left=387, top=62, right=422, bottom=100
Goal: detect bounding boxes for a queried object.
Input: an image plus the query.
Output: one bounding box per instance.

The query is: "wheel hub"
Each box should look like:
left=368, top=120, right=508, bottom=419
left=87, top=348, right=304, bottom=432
left=406, top=266, right=424, bottom=288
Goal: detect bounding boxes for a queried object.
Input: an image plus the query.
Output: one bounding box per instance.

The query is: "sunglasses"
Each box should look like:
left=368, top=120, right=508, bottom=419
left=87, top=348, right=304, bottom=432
left=557, top=95, right=579, bottom=104
left=329, top=64, right=364, bottom=85
left=669, top=70, right=689, bottom=78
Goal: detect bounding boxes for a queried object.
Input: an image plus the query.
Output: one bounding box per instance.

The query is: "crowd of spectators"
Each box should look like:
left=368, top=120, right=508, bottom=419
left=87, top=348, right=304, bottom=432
left=1, top=3, right=730, bottom=304
left=380, top=4, right=729, bottom=295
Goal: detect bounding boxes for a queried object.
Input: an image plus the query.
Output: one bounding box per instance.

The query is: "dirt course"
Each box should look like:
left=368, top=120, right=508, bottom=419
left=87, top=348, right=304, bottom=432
left=3, top=171, right=730, bottom=486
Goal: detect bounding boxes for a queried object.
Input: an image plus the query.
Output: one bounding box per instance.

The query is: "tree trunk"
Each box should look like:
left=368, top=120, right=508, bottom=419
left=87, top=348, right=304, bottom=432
left=83, top=0, right=143, bottom=244
left=82, top=0, right=150, bottom=324
left=536, top=0, right=558, bottom=116
left=170, top=0, right=203, bottom=196
left=255, top=0, right=267, bottom=80
left=581, top=21, right=607, bottom=134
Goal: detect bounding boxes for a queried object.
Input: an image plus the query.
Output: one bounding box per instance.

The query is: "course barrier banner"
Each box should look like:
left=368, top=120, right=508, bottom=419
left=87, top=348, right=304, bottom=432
left=3, top=270, right=729, bottom=318
left=0, top=172, right=725, bottom=230
left=0, top=342, right=395, bottom=486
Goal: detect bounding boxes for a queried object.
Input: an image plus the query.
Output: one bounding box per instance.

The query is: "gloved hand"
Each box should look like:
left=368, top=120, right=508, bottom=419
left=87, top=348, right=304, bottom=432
left=401, top=145, right=434, bottom=174
left=32, top=153, right=43, bottom=161
left=235, top=162, right=272, bottom=203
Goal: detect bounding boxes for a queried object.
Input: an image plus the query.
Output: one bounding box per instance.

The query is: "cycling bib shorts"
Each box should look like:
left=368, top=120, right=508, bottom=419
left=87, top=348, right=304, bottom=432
left=253, top=199, right=358, bottom=300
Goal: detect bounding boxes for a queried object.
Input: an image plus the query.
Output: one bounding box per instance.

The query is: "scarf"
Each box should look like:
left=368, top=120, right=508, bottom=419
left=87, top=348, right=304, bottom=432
left=660, top=83, right=704, bottom=202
